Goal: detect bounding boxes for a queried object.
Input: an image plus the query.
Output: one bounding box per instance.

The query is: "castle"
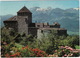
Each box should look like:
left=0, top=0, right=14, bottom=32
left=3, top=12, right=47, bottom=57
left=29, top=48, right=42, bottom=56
left=3, top=6, right=67, bottom=38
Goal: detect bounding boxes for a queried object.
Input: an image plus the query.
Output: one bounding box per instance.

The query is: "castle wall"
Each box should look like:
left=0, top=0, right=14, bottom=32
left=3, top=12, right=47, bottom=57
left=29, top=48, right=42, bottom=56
left=17, top=12, right=32, bottom=24
left=35, top=23, right=44, bottom=28
left=28, top=27, right=38, bottom=37
left=37, top=29, right=67, bottom=39
left=37, top=29, right=44, bottom=39
left=17, top=16, right=28, bottom=35
left=37, top=29, right=50, bottom=39
left=28, top=13, right=32, bottom=24
left=50, top=25, right=60, bottom=28
left=4, top=21, right=18, bottom=32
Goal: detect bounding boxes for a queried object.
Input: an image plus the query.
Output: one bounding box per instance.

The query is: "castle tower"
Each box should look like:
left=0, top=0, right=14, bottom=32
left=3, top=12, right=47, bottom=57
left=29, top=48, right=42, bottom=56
left=17, top=6, right=32, bottom=35
left=3, top=6, right=32, bottom=35
left=17, top=6, right=32, bottom=24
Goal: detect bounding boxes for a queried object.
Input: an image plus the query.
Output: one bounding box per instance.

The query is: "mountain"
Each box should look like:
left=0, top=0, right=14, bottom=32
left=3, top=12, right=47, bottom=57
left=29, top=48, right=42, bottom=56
left=0, top=7, right=79, bottom=33
left=30, top=7, right=79, bottom=32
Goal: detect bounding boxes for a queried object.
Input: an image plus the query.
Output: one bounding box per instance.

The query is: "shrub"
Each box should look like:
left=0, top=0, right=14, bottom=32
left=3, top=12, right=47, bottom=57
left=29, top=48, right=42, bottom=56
left=1, top=27, right=79, bottom=57
left=53, top=46, right=80, bottom=57
left=32, top=48, right=48, bottom=57
left=5, top=45, right=48, bottom=57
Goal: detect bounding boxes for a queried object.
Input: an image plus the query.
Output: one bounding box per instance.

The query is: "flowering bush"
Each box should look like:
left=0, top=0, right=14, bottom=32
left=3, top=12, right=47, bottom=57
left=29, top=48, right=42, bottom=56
left=32, top=48, right=48, bottom=57
left=5, top=45, right=48, bottom=57
left=3, top=45, right=80, bottom=57
left=52, top=46, right=80, bottom=57
left=1, top=27, right=79, bottom=57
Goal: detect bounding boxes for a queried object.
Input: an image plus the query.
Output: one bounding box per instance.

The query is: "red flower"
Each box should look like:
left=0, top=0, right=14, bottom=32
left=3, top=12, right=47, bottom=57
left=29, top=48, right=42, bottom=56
left=10, top=52, right=21, bottom=57
left=7, top=45, right=47, bottom=57
left=54, top=50, right=57, bottom=52
left=22, top=45, right=28, bottom=49
left=64, top=54, right=67, bottom=57
left=32, top=48, right=47, bottom=57
left=10, top=54, right=16, bottom=57
left=5, top=54, right=10, bottom=57
left=22, top=47, right=25, bottom=49
left=69, top=48, right=74, bottom=51
left=16, top=52, right=21, bottom=56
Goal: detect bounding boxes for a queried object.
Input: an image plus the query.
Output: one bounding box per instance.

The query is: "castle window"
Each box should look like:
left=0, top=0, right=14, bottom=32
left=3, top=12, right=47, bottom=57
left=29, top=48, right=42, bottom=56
left=37, top=25, right=40, bottom=27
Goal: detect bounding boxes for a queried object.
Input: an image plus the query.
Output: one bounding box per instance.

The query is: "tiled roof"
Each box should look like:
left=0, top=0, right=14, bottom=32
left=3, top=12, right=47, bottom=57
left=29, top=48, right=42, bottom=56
left=4, top=16, right=28, bottom=22
left=17, top=6, right=32, bottom=13
left=4, top=16, right=17, bottom=21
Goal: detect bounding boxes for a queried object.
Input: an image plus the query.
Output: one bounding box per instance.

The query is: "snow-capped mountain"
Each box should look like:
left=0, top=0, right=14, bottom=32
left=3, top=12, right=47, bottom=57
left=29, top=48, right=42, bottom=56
left=0, top=7, right=79, bottom=32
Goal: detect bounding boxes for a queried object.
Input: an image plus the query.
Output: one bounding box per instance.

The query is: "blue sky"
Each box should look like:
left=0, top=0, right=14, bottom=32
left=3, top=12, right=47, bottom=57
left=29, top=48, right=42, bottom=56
left=0, top=0, right=79, bottom=15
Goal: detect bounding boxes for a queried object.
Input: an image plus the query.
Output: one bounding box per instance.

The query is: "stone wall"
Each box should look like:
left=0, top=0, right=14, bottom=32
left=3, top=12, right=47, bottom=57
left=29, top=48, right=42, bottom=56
left=17, top=12, right=32, bottom=24
left=4, top=21, right=18, bottom=32
left=28, top=27, right=38, bottom=37
left=50, top=25, right=60, bottom=28
left=37, top=29, right=67, bottom=39
left=17, top=16, right=28, bottom=35
left=35, top=23, right=44, bottom=28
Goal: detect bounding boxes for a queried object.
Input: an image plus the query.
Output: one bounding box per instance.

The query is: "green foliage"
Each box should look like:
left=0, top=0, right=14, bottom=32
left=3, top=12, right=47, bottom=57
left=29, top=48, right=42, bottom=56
left=19, top=48, right=33, bottom=57
left=1, top=27, right=17, bottom=44
left=75, top=45, right=80, bottom=49
left=14, top=43, right=23, bottom=48
left=1, top=42, right=15, bottom=56
left=1, top=27, right=79, bottom=57
left=54, top=46, right=80, bottom=57
left=28, top=38, right=52, bottom=52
